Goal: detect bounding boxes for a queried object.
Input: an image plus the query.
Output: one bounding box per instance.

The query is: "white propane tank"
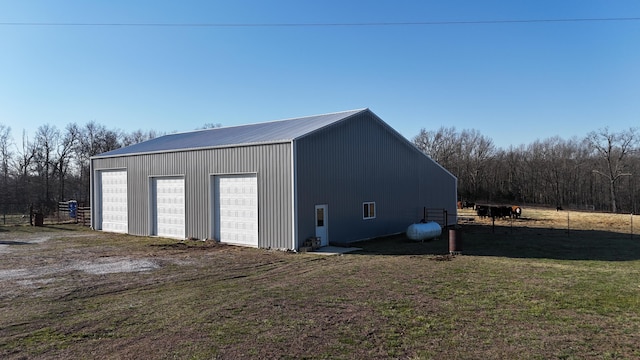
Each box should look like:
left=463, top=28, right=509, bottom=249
left=406, top=222, right=442, bottom=241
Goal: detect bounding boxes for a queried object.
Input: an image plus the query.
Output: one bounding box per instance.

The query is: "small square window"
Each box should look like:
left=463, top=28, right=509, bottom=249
left=363, top=202, right=376, bottom=220
left=316, top=207, right=324, bottom=227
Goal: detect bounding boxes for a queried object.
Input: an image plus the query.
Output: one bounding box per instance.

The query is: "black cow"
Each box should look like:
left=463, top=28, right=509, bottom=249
left=462, top=200, right=475, bottom=209
left=494, top=206, right=512, bottom=219
left=475, top=205, right=490, bottom=218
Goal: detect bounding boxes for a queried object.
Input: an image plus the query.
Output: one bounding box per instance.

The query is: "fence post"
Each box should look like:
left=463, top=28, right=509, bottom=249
left=511, top=215, right=513, bottom=233
left=444, top=209, right=448, bottom=228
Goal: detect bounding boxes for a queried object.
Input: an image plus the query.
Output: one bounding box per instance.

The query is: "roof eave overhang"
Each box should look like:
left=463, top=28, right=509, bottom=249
left=90, top=139, right=293, bottom=160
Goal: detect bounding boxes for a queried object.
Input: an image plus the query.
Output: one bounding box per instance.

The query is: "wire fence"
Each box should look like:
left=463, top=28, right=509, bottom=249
left=457, top=207, right=636, bottom=238
left=0, top=203, right=32, bottom=225
left=0, top=202, right=91, bottom=226
left=421, top=207, right=456, bottom=228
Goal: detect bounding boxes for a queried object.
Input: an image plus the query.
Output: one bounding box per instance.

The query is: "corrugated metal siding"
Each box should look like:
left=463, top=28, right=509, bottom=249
left=91, top=143, right=293, bottom=249
left=295, top=111, right=457, bottom=245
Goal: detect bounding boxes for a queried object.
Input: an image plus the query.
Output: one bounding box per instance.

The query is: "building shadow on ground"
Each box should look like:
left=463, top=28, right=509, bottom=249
left=352, top=224, right=640, bottom=261
left=0, top=240, right=32, bottom=246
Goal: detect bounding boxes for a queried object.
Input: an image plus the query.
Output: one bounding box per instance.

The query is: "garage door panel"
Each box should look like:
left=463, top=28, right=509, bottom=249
left=100, top=170, right=128, bottom=233
left=154, top=178, right=185, bottom=239
left=215, top=175, right=258, bottom=247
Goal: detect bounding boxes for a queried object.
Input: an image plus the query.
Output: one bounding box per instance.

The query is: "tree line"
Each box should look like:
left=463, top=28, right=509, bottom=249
left=0, top=121, right=225, bottom=216
left=0, top=122, right=161, bottom=215
left=0, top=120, right=637, bottom=216
left=413, top=126, right=639, bottom=213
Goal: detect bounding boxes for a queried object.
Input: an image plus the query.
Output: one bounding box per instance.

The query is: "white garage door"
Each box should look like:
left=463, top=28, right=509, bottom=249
left=153, top=177, right=185, bottom=239
left=99, top=170, right=128, bottom=233
left=215, top=174, right=258, bottom=247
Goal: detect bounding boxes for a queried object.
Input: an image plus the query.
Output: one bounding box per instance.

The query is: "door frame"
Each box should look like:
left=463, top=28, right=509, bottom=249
left=96, top=168, right=128, bottom=233
left=149, top=176, right=186, bottom=238
left=315, top=204, right=329, bottom=246
left=210, top=173, right=259, bottom=246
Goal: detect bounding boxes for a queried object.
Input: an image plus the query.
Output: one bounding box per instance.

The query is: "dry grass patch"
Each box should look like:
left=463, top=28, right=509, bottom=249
left=459, top=206, right=637, bottom=234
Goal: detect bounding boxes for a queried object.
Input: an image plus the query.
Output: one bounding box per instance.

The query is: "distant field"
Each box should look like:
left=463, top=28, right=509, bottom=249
left=0, top=214, right=30, bottom=226
left=459, top=206, right=637, bottom=234
left=1, top=208, right=639, bottom=359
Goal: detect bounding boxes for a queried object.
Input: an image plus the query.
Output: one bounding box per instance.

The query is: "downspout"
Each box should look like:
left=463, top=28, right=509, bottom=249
left=89, top=158, right=94, bottom=229
left=291, top=140, right=298, bottom=251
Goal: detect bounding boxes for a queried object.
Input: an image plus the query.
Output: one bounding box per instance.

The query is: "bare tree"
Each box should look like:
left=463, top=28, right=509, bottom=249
left=493, top=151, right=525, bottom=203
left=13, top=130, right=37, bottom=206
left=122, top=129, right=161, bottom=147
left=413, top=127, right=495, bottom=202
left=0, top=125, right=12, bottom=212
left=198, top=123, right=222, bottom=130
left=75, top=122, right=123, bottom=203
left=413, top=127, right=459, bottom=170
left=586, top=127, right=638, bottom=212
left=54, top=123, right=79, bottom=201
left=499, top=145, right=527, bottom=202
left=34, top=124, right=60, bottom=207
left=459, top=129, right=495, bottom=200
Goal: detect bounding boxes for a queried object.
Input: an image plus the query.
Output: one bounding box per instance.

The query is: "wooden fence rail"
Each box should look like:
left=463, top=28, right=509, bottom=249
left=57, top=201, right=91, bottom=226
left=77, top=207, right=91, bottom=226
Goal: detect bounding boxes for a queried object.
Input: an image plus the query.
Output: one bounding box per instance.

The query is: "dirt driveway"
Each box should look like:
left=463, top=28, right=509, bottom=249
left=1, top=228, right=160, bottom=284
left=0, top=226, right=219, bottom=303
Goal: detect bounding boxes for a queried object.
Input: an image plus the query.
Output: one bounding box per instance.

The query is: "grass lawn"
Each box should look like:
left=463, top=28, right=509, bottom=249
left=1, top=208, right=639, bottom=359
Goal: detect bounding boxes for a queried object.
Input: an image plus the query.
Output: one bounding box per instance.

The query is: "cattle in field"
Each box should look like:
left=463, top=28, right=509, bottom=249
left=475, top=205, right=490, bottom=218
left=475, top=204, right=520, bottom=219
left=489, top=206, right=511, bottom=219
left=462, top=200, right=475, bottom=209
left=476, top=204, right=522, bottom=220
left=458, top=200, right=475, bottom=209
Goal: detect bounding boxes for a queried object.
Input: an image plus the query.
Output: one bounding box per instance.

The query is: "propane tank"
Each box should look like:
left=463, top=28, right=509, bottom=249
left=406, top=221, right=442, bottom=241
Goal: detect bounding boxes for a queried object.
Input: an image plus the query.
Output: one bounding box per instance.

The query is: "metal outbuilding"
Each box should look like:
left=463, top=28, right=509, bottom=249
left=90, top=108, right=457, bottom=251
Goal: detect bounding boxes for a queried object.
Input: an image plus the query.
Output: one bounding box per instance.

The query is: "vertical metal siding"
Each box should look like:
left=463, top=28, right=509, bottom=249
left=91, top=143, right=293, bottom=249
left=295, top=111, right=457, bottom=245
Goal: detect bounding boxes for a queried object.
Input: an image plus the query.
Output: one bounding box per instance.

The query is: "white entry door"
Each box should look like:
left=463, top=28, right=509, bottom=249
left=315, top=204, right=328, bottom=246
left=214, top=174, right=258, bottom=247
left=153, top=177, right=185, bottom=239
left=99, top=170, right=128, bottom=233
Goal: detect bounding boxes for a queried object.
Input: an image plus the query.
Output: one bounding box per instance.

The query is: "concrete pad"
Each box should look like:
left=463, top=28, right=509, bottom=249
left=311, top=246, right=362, bottom=255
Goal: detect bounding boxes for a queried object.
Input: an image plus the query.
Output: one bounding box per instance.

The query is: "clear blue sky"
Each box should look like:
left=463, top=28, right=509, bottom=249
left=1, top=1, right=639, bottom=149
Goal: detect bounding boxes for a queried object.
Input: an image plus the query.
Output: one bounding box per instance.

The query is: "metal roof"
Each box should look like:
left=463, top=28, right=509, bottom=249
left=94, top=108, right=367, bottom=158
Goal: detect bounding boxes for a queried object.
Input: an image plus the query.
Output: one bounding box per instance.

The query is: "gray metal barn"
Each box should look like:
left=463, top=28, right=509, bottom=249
left=90, top=109, right=457, bottom=250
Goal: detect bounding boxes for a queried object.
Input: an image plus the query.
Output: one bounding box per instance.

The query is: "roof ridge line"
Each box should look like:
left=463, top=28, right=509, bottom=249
left=218, top=108, right=367, bottom=130
left=159, top=108, right=368, bottom=136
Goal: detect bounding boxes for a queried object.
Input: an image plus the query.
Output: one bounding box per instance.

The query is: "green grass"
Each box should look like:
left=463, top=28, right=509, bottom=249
left=1, top=215, right=640, bottom=359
